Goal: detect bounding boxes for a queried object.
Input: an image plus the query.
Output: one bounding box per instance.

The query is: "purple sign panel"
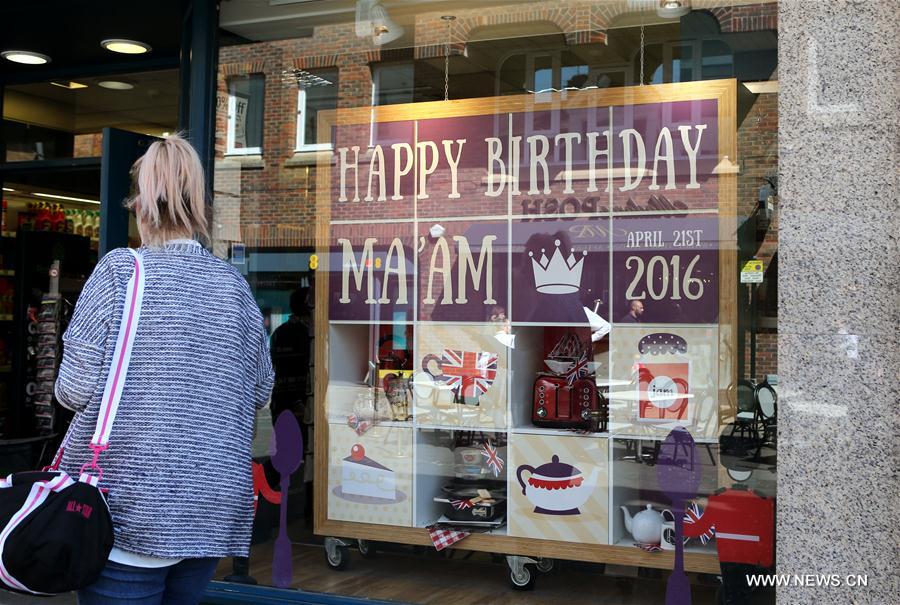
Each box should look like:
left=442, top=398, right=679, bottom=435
left=510, top=105, right=612, bottom=218
left=416, top=114, right=510, bottom=219
left=510, top=216, right=610, bottom=324
left=328, top=221, right=416, bottom=321
left=330, top=120, right=416, bottom=221
left=417, top=220, right=508, bottom=322
left=612, top=214, right=718, bottom=324
left=610, top=100, right=719, bottom=213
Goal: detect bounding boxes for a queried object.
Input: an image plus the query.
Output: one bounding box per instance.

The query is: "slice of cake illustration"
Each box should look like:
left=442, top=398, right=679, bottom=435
left=341, top=444, right=396, bottom=501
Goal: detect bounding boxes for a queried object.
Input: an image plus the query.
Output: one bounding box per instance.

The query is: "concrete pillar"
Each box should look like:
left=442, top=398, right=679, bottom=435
left=778, top=1, right=898, bottom=603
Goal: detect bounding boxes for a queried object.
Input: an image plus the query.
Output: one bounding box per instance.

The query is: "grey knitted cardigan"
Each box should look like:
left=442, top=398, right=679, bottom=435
left=55, top=242, right=274, bottom=558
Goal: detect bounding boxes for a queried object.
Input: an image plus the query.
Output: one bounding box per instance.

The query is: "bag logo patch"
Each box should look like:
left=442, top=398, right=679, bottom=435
left=65, top=500, right=93, bottom=519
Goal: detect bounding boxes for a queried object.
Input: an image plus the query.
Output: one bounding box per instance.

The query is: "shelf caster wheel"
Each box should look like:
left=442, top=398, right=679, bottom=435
left=535, top=557, right=554, bottom=574
left=509, top=564, right=537, bottom=590
left=357, top=539, right=377, bottom=559
left=506, top=556, right=537, bottom=591
left=324, top=537, right=351, bottom=571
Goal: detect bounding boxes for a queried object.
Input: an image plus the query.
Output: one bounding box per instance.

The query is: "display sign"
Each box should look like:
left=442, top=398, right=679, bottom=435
left=322, top=90, right=728, bottom=325
left=315, top=80, right=737, bottom=563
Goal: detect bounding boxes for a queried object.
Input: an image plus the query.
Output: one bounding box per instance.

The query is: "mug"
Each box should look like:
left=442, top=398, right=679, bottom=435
left=660, top=509, right=689, bottom=550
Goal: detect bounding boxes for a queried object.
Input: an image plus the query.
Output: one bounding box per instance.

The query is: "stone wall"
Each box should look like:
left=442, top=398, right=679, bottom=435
left=778, top=0, right=898, bottom=603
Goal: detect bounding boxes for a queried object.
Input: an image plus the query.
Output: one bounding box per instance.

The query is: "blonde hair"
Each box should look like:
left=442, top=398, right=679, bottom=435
left=127, top=133, right=210, bottom=248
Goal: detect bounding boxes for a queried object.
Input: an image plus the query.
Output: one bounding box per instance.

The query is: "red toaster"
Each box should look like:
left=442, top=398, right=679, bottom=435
left=532, top=375, right=607, bottom=431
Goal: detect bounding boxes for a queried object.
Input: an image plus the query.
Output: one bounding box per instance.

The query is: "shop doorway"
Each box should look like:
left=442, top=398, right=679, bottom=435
left=0, top=128, right=155, bottom=472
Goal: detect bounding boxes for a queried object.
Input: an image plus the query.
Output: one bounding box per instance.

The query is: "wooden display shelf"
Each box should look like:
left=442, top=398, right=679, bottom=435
left=316, top=519, right=720, bottom=574
left=314, top=80, right=737, bottom=578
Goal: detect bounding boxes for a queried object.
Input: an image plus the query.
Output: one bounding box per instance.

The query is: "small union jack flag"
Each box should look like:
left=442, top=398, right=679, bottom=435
left=563, top=352, right=592, bottom=385
left=450, top=498, right=473, bottom=510
left=441, top=349, right=498, bottom=399
left=481, top=441, right=504, bottom=477
left=684, top=500, right=715, bottom=544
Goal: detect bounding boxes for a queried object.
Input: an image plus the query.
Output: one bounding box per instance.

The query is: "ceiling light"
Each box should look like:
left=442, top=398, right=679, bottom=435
left=33, top=192, right=100, bottom=205
left=98, top=80, right=134, bottom=90
left=101, top=39, right=152, bottom=54
left=1, top=50, right=51, bottom=65
left=2, top=187, right=15, bottom=192
left=51, top=81, right=88, bottom=90
left=657, top=0, right=690, bottom=18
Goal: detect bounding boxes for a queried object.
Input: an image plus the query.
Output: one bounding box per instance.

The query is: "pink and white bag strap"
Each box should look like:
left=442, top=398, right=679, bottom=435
left=79, top=249, right=145, bottom=486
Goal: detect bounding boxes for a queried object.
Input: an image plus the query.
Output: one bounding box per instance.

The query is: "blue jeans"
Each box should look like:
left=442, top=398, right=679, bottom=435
left=77, top=558, right=220, bottom=605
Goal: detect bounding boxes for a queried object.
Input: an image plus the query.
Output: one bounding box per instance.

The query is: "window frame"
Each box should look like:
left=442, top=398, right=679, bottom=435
left=295, top=69, right=339, bottom=152
left=226, top=74, right=264, bottom=156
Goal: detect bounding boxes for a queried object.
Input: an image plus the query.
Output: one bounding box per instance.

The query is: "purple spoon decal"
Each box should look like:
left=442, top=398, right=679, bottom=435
left=271, top=410, right=304, bottom=589
left=657, top=426, right=702, bottom=605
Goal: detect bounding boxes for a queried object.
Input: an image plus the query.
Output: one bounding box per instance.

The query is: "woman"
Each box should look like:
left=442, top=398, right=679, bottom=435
left=55, top=134, right=274, bottom=604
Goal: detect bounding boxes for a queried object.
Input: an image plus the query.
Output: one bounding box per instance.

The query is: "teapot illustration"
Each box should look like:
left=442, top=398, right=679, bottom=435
left=621, top=504, right=672, bottom=545
left=516, top=455, right=600, bottom=515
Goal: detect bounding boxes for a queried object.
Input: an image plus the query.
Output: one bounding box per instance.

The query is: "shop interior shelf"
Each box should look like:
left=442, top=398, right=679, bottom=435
left=414, top=423, right=507, bottom=433
left=414, top=428, right=508, bottom=530
left=509, top=426, right=609, bottom=438
left=508, top=324, right=608, bottom=431
left=613, top=536, right=718, bottom=555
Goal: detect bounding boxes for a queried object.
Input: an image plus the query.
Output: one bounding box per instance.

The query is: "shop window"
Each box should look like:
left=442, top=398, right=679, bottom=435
left=227, top=73, right=265, bottom=155
left=296, top=69, right=339, bottom=151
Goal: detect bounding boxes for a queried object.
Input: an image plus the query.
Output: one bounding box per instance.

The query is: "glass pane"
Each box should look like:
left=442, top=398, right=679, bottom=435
left=673, top=43, right=694, bottom=82
left=702, top=40, right=734, bottom=79
left=301, top=69, right=338, bottom=145
left=534, top=55, right=553, bottom=92
left=229, top=74, right=265, bottom=150
left=375, top=63, right=414, bottom=106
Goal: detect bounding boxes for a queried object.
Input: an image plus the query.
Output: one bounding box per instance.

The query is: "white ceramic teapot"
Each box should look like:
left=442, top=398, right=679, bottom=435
left=621, top=504, right=670, bottom=545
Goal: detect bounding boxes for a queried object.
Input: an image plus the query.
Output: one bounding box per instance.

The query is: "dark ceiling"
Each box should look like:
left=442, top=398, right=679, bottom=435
left=0, top=0, right=187, bottom=83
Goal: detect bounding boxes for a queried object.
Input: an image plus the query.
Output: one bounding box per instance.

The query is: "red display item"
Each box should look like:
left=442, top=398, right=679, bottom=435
left=683, top=487, right=775, bottom=568
left=532, top=375, right=604, bottom=430
left=637, top=362, right=690, bottom=421
left=35, top=203, right=52, bottom=231
left=251, top=461, right=281, bottom=514
left=350, top=444, right=365, bottom=461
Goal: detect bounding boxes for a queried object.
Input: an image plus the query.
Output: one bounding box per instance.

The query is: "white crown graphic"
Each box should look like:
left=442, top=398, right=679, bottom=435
left=529, top=240, right=587, bottom=295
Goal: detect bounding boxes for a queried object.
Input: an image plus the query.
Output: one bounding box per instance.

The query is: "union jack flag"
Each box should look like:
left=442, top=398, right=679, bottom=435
left=563, top=352, right=592, bottom=385
left=684, top=500, right=715, bottom=544
left=481, top=441, right=504, bottom=476
left=441, top=349, right=498, bottom=399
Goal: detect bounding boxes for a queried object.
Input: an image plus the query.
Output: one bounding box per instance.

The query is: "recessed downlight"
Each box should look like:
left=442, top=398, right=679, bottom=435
left=1, top=50, right=51, bottom=65
left=101, top=39, right=152, bottom=54
left=98, top=80, right=135, bottom=90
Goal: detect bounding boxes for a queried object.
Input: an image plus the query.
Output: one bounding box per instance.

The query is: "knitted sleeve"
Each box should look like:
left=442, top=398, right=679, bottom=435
left=55, top=256, right=116, bottom=412
left=251, top=306, right=275, bottom=410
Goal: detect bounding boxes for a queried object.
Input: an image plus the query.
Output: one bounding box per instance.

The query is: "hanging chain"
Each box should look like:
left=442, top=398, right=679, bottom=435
left=639, top=23, right=645, bottom=86
left=443, top=17, right=454, bottom=101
